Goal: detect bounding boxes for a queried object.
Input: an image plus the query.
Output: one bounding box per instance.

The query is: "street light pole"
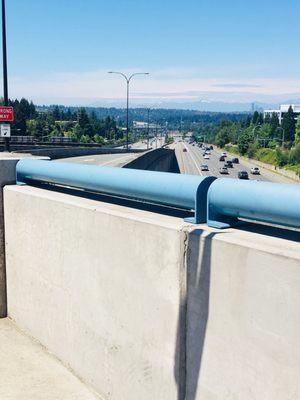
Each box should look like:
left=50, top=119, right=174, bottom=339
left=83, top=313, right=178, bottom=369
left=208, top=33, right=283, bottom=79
left=276, top=127, right=285, bottom=148
left=252, top=124, right=261, bottom=142
left=2, top=0, right=9, bottom=151
left=147, top=108, right=150, bottom=150
left=108, top=71, right=149, bottom=151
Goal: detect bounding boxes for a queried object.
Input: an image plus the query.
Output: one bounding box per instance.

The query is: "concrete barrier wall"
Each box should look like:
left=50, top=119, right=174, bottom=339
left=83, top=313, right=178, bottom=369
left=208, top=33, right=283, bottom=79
left=3, top=185, right=300, bottom=399
left=0, top=154, right=48, bottom=318
left=186, top=228, right=300, bottom=400
left=14, top=146, right=145, bottom=160
left=4, top=186, right=187, bottom=400
left=124, top=148, right=180, bottom=173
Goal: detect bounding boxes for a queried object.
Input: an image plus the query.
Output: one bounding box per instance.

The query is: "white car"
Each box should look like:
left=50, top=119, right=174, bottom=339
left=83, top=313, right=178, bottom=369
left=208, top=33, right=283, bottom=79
left=204, top=154, right=210, bottom=160
left=205, top=150, right=211, bottom=155
left=221, top=152, right=227, bottom=157
left=251, top=167, right=260, bottom=175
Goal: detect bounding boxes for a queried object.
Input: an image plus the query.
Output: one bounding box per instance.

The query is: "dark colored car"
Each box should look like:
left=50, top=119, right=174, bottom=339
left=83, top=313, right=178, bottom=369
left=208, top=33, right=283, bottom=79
left=210, top=145, right=214, bottom=150
left=232, top=157, right=239, bottom=164
left=183, top=148, right=187, bottom=152
left=219, top=155, right=226, bottom=162
left=225, top=160, right=233, bottom=168
left=238, top=171, right=249, bottom=180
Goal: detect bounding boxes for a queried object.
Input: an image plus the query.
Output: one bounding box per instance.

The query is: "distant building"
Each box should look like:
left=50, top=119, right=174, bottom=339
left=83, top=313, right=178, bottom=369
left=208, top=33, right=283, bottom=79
left=133, top=121, right=158, bottom=129
left=264, top=104, right=300, bottom=124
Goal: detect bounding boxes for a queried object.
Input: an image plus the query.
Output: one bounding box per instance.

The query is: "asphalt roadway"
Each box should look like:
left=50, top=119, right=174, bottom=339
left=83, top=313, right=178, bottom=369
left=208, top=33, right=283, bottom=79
left=174, top=142, right=297, bottom=184
left=55, top=139, right=164, bottom=167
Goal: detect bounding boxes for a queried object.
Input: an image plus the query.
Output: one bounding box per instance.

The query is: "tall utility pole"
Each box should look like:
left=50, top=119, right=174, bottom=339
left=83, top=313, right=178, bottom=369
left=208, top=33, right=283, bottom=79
left=277, top=126, right=285, bottom=148
left=108, top=71, right=149, bottom=151
left=147, top=108, right=150, bottom=150
left=2, top=0, right=9, bottom=151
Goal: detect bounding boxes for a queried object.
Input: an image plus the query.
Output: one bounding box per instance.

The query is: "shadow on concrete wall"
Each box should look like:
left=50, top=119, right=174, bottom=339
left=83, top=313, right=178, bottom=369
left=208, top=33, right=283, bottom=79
left=174, top=230, right=221, bottom=400
left=29, top=183, right=194, bottom=221
left=124, top=148, right=180, bottom=173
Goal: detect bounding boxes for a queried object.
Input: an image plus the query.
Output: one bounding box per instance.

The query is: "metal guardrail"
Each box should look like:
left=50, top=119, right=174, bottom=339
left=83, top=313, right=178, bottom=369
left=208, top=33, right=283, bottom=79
left=15, top=160, right=300, bottom=229
left=207, top=178, right=300, bottom=229
left=16, top=159, right=216, bottom=224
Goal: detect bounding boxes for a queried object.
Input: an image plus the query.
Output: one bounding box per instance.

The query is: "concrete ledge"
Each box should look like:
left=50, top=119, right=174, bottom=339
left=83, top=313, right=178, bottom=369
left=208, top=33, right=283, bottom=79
left=3, top=185, right=300, bottom=399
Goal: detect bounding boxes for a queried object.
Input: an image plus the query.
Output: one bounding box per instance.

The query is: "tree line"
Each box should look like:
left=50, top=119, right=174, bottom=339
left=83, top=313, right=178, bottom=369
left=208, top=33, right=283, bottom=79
left=192, top=106, right=300, bottom=173
left=7, top=99, right=123, bottom=144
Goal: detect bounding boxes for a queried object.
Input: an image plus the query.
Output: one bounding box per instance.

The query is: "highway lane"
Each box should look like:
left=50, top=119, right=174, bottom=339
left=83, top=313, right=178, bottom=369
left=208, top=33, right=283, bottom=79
left=175, top=142, right=297, bottom=184
left=55, top=152, right=141, bottom=167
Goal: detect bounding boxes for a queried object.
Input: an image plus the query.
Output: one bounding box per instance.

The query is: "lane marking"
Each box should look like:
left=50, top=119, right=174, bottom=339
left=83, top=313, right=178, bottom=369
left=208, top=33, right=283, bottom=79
left=99, top=153, right=137, bottom=166
left=183, top=143, right=203, bottom=175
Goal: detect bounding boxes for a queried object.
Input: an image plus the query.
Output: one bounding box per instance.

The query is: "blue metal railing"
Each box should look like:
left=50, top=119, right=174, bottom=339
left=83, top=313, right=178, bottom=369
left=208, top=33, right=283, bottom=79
left=16, top=160, right=300, bottom=230
left=207, top=178, right=300, bottom=229
left=16, top=159, right=216, bottom=224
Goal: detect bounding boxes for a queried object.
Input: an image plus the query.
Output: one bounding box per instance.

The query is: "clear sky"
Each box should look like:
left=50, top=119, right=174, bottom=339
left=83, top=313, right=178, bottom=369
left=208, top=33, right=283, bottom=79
left=5, top=0, right=300, bottom=106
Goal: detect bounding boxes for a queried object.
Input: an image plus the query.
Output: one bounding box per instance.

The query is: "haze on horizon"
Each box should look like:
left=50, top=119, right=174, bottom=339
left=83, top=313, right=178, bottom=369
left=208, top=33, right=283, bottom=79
left=4, top=0, right=300, bottom=110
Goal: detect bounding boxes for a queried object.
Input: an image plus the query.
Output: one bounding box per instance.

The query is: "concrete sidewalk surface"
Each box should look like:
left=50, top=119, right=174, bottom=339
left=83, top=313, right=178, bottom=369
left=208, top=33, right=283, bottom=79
left=0, top=318, right=102, bottom=400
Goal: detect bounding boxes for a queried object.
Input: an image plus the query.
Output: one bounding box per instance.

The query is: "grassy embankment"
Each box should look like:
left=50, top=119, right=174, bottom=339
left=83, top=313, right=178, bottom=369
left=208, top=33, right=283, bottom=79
left=224, top=144, right=300, bottom=177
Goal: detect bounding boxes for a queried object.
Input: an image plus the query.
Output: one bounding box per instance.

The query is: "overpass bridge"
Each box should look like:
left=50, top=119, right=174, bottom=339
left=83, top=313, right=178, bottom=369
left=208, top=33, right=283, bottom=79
left=0, top=151, right=299, bottom=400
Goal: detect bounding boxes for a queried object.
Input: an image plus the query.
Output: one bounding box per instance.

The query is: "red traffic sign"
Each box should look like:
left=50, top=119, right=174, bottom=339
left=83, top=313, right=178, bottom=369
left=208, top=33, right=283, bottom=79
left=0, top=106, right=14, bottom=122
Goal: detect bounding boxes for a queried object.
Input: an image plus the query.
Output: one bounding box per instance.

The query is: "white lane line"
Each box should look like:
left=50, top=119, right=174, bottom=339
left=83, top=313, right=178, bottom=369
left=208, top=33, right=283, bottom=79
left=99, top=154, right=137, bottom=166
left=182, top=143, right=203, bottom=175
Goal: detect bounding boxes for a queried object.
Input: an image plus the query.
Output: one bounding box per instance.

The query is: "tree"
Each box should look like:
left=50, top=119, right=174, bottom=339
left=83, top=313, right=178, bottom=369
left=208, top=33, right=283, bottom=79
left=78, top=108, right=90, bottom=129
left=238, top=129, right=253, bottom=155
left=215, top=127, right=231, bottom=147
left=52, top=106, right=61, bottom=121
left=295, top=116, right=300, bottom=144
left=281, top=106, right=296, bottom=142
left=270, top=113, right=279, bottom=137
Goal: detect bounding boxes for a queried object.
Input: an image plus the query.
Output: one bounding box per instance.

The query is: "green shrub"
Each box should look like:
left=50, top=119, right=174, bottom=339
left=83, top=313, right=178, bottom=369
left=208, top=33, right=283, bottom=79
left=255, top=148, right=277, bottom=165
left=224, top=144, right=239, bottom=154
left=284, top=164, right=300, bottom=177
left=289, top=144, right=300, bottom=164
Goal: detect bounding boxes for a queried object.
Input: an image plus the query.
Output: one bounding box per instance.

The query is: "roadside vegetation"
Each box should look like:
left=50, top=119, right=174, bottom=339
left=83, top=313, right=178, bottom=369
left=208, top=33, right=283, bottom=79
left=192, top=107, right=300, bottom=176
left=6, top=98, right=125, bottom=145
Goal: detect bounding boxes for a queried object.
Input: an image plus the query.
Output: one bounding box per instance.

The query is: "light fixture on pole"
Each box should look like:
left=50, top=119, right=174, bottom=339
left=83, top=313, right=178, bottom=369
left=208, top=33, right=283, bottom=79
left=108, top=71, right=149, bottom=151
left=2, top=0, right=9, bottom=152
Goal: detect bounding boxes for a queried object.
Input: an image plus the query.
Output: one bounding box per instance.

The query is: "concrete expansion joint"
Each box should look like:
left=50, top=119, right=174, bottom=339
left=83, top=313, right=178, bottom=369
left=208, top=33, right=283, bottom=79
left=177, top=226, right=192, bottom=400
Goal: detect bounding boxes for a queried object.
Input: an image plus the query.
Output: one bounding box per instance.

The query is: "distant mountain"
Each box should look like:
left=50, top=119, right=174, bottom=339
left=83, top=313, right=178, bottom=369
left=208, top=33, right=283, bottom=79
left=36, top=93, right=300, bottom=113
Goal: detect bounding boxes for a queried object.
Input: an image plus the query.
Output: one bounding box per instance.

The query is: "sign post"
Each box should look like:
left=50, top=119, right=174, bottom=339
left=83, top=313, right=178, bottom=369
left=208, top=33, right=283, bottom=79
left=2, top=0, right=10, bottom=151
left=0, top=123, right=10, bottom=137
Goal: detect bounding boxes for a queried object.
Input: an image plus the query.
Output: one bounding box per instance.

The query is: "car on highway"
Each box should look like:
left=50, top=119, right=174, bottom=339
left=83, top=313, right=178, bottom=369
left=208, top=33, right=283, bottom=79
left=219, top=155, right=226, bottom=161
left=232, top=157, right=239, bottom=164
left=251, top=167, right=260, bottom=175
left=238, top=171, right=249, bottom=179
left=221, top=152, right=227, bottom=157
left=201, top=164, right=209, bottom=171
left=183, top=148, right=187, bottom=152
left=219, top=166, right=229, bottom=174
left=205, top=150, right=211, bottom=155
left=210, top=145, right=214, bottom=150
left=225, top=160, right=233, bottom=168
left=204, top=154, right=210, bottom=159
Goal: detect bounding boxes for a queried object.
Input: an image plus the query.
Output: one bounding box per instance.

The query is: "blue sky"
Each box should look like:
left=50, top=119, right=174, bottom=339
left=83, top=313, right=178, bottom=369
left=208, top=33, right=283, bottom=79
left=5, top=0, right=300, bottom=106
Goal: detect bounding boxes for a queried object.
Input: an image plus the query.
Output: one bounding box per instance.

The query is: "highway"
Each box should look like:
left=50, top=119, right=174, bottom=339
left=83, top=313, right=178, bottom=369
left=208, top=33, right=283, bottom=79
left=174, top=141, right=297, bottom=184
left=55, top=139, right=164, bottom=167
left=55, top=152, right=142, bottom=167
